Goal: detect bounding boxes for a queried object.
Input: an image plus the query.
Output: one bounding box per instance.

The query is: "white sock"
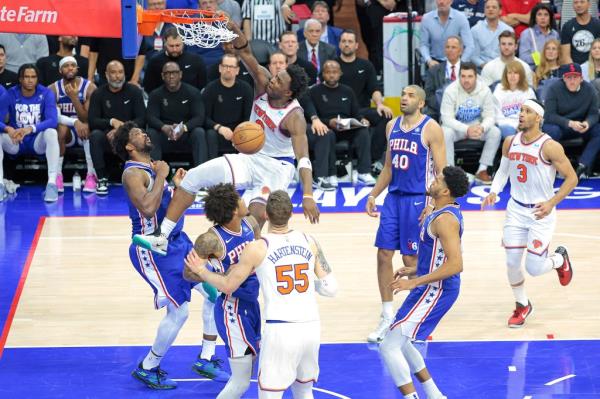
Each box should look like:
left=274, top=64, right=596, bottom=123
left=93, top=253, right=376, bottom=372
left=142, top=302, right=189, bottom=369
left=421, top=378, right=443, bottom=398
left=549, top=253, right=564, bottom=269
left=58, top=156, right=64, bottom=172
left=382, top=301, right=394, bottom=319
left=217, top=355, right=253, bottom=399
left=161, top=218, right=177, bottom=237
left=290, top=380, right=314, bottom=399
left=83, top=140, right=95, bottom=175
left=512, top=285, right=528, bottom=307
left=477, top=164, right=487, bottom=173
left=200, top=339, right=216, bottom=360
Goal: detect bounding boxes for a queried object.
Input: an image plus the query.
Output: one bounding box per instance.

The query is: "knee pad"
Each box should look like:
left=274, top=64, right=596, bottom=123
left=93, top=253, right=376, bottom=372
left=202, top=300, right=217, bottom=336
left=379, top=329, right=413, bottom=387
left=524, top=252, right=551, bottom=277
left=400, top=340, right=426, bottom=374
left=167, top=302, right=189, bottom=330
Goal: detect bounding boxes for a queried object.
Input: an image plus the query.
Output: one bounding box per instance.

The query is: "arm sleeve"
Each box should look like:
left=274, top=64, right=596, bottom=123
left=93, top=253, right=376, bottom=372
left=185, top=88, right=205, bottom=130
left=146, top=91, right=164, bottom=130
left=490, top=155, right=510, bottom=194
left=34, top=90, right=58, bottom=132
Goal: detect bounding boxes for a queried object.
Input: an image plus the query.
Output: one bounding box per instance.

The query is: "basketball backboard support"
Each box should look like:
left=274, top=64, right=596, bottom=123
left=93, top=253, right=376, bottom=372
left=121, top=0, right=143, bottom=59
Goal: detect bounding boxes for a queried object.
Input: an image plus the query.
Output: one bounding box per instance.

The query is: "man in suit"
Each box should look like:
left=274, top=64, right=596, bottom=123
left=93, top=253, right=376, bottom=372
left=424, top=36, right=463, bottom=122
left=298, top=18, right=337, bottom=75
left=297, top=1, right=343, bottom=54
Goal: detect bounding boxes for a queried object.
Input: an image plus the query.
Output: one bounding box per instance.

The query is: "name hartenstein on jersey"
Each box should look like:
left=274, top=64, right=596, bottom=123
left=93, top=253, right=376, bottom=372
left=267, top=245, right=313, bottom=264
left=15, top=102, right=42, bottom=127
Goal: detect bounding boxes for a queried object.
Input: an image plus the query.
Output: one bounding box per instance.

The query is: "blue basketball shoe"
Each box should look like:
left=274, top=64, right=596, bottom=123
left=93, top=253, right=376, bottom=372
left=192, top=355, right=230, bottom=382
left=131, top=362, right=177, bottom=389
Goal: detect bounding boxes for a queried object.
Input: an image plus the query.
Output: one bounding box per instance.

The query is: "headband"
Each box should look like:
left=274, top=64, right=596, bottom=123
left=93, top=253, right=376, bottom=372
left=59, top=56, right=77, bottom=70
left=522, top=99, right=544, bottom=117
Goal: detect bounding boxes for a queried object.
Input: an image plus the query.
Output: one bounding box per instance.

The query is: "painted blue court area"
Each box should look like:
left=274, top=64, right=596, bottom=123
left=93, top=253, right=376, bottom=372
left=1, top=341, right=599, bottom=398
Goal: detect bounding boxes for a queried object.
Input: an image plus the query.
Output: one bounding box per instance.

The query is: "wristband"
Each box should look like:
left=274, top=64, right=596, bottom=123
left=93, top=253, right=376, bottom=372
left=297, top=156, right=312, bottom=171
left=368, top=195, right=375, bottom=199
left=303, top=194, right=313, bottom=199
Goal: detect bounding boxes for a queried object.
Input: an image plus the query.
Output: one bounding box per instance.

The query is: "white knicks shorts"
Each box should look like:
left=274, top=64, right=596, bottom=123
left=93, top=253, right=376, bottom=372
left=258, top=321, right=320, bottom=392
left=503, top=198, right=556, bottom=256
left=224, top=153, right=295, bottom=204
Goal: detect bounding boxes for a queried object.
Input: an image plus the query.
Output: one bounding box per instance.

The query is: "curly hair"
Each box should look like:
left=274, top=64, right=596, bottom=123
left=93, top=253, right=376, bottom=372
left=286, top=63, right=310, bottom=99
left=266, top=190, right=293, bottom=226
left=113, top=121, right=138, bottom=161
left=204, top=183, right=241, bottom=225
left=443, top=166, right=470, bottom=199
left=17, top=63, right=40, bottom=82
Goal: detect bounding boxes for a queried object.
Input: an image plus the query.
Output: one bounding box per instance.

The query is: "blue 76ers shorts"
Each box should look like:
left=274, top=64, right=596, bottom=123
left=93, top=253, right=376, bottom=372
left=375, top=192, right=425, bottom=255
left=215, top=294, right=261, bottom=358
left=129, top=231, right=194, bottom=309
left=390, top=284, right=459, bottom=341
left=18, top=132, right=41, bottom=155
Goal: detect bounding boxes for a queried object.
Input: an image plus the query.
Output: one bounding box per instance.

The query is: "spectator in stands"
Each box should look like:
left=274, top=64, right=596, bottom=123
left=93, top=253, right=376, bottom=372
left=88, top=61, right=146, bottom=195
left=0, top=45, right=18, bottom=90
left=471, top=0, right=514, bottom=68
left=217, top=0, right=243, bottom=27
left=452, top=0, right=485, bottom=27
left=297, top=1, right=343, bottom=52
left=493, top=60, right=537, bottom=138
left=424, top=36, right=463, bottom=122
left=441, top=62, right=501, bottom=183
left=202, top=54, right=253, bottom=158
left=49, top=57, right=98, bottom=193
left=561, top=0, right=600, bottom=65
left=0, top=64, right=59, bottom=202
left=87, top=37, right=146, bottom=87
left=543, top=63, right=600, bottom=179
left=279, top=31, right=318, bottom=85
left=141, top=0, right=172, bottom=62
left=0, top=34, right=49, bottom=73
left=518, top=3, right=559, bottom=69
left=558, top=0, right=598, bottom=27
left=241, top=0, right=291, bottom=45
left=298, top=18, right=338, bottom=74
left=499, top=0, right=538, bottom=39
left=533, top=39, right=562, bottom=88
left=582, top=38, right=600, bottom=81
left=481, top=30, right=533, bottom=85
left=206, top=44, right=253, bottom=87
left=143, top=28, right=208, bottom=94
left=146, top=62, right=209, bottom=167
left=420, top=0, right=475, bottom=68
left=37, top=36, right=89, bottom=87
left=268, top=51, right=288, bottom=76
left=305, top=60, right=376, bottom=190
left=337, top=29, right=393, bottom=169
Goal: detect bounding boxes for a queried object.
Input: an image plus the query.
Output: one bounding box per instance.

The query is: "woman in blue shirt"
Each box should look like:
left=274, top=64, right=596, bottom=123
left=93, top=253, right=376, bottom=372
left=519, top=3, right=560, bottom=69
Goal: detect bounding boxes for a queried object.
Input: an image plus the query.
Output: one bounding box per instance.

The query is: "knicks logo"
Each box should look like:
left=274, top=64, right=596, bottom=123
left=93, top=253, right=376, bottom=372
left=532, top=239, right=543, bottom=249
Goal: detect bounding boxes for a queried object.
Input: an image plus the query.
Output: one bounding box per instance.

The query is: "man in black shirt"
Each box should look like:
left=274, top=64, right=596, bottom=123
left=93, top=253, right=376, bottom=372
left=87, top=37, right=146, bottom=86
left=36, top=36, right=89, bottom=86
left=278, top=31, right=318, bottom=86
left=337, top=30, right=393, bottom=170
left=560, top=0, right=600, bottom=64
left=306, top=60, right=376, bottom=189
left=143, top=28, right=208, bottom=94
left=0, top=45, right=17, bottom=90
left=202, top=54, right=253, bottom=158
left=147, top=62, right=209, bottom=167
left=89, top=61, right=146, bottom=195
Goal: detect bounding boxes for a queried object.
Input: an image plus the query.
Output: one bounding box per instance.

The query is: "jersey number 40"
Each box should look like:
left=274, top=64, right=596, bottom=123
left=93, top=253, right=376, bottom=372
left=276, top=263, right=309, bottom=295
left=392, top=154, right=409, bottom=170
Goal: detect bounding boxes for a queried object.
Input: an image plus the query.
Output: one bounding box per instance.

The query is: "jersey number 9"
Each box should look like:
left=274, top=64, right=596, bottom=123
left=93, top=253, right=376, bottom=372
left=275, top=263, right=309, bottom=295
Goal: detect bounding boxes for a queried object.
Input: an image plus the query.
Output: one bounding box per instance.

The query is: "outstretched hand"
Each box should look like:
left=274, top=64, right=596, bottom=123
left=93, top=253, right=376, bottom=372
left=302, top=197, right=320, bottom=224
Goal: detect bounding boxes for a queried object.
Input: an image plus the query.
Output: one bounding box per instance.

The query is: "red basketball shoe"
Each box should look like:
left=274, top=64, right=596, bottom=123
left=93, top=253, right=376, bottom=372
left=508, top=301, right=534, bottom=328
left=554, top=246, right=573, bottom=286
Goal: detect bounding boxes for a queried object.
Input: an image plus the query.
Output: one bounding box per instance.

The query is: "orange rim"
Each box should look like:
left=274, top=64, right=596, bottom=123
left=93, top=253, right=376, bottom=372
left=137, top=7, right=227, bottom=35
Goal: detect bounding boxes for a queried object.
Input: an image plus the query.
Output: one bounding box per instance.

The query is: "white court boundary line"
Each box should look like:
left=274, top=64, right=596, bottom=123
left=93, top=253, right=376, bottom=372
left=544, top=374, right=576, bottom=386
left=172, top=378, right=351, bottom=398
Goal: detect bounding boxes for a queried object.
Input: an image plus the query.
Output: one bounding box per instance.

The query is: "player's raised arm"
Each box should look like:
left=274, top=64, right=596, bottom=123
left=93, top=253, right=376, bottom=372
left=309, top=235, right=338, bottom=297
left=366, top=117, right=396, bottom=217
left=286, top=109, right=320, bottom=224
left=185, top=239, right=267, bottom=294
left=122, top=161, right=169, bottom=219
left=227, top=19, right=270, bottom=95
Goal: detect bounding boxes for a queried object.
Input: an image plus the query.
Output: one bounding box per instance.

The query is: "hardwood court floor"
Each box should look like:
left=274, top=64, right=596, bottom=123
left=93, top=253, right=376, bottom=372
left=6, top=210, right=600, bottom=349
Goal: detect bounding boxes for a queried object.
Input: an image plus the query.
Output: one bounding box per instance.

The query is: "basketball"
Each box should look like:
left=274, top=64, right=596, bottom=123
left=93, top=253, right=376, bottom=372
left=232, top=122, right=265, bottom=154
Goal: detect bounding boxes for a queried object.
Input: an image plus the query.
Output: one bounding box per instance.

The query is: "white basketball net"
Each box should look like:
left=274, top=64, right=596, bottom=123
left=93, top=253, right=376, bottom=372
left=168, top=11, right=238, bottom=48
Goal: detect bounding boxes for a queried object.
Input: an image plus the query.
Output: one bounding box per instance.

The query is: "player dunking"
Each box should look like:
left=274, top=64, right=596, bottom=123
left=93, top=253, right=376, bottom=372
left=184, top=183, right=262, bottom=399
left=185, top=190, right=337, bottom=399
left=365, top=85, right=446, bottom=342
left=134, top=20, right=319, bottom=256
left=482, top=99, right=577, bottom=327
left=49, top=56, right=98, bottom=193
left=380, top=166, right=469, bottom=399
left=113, top=122, right=228, bottom=390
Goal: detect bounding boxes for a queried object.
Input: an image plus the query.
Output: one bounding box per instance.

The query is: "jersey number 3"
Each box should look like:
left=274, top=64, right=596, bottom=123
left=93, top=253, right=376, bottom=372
left=517, top=164, right=527, bottom=183
left=276, top=263, right=309, bottom=295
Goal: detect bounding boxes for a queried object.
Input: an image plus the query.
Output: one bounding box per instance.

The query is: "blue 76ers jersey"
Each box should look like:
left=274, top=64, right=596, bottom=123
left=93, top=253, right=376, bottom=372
left=55, top=78, right=90, bottom=119
left=418, top=205, right=463, bottom=290
left=124, top=161, right=184, bottom=237
left=388, top=115, right=435, bottom=195
left=210, top=219, right=258, bottom=302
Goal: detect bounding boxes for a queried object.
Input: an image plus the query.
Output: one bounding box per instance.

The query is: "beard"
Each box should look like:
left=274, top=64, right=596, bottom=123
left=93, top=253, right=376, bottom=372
left=108, top=78, right=125, bottom=90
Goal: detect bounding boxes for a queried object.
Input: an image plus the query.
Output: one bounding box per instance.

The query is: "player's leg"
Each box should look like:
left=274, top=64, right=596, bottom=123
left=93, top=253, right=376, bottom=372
left=380, top=328, right=419, bottom=398
left=82, top=139, right=98, bottom=192
left=56, top=124, right=71, bottom=193
left=34, top=128, right=60, bottom=202
left=404, top=343, right=445, bottom=399
left=132, top=301, right=189, bottom=389
left=0, top=135, right=19, bottom=200
left=258, top=323, right=297, bottom=398
left=291, top=321, right=320, bottom=399
left=217, top=352, right=254, bottom=399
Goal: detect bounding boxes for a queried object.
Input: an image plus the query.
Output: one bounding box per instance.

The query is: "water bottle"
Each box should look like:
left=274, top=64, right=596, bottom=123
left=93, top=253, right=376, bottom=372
left=72, top=172, right=82, bottom=191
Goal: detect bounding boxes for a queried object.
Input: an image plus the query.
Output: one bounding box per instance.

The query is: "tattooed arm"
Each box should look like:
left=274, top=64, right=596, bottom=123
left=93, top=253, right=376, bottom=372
left=309, top=235, right=337, bottom=297
left=244, top=215, right=262, bottom=239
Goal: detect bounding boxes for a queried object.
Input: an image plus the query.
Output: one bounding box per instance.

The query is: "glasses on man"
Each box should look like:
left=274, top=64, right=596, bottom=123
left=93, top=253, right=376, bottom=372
left=220, top=64, right=239, bottom=69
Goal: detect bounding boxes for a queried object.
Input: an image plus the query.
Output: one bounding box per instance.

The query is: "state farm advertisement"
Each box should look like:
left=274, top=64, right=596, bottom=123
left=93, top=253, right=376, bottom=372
left=0, top=0, right=123, bottom=37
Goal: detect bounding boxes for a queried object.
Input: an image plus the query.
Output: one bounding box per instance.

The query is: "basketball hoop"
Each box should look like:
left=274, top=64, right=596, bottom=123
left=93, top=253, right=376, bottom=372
left=137, top=7, right=238, bottom=48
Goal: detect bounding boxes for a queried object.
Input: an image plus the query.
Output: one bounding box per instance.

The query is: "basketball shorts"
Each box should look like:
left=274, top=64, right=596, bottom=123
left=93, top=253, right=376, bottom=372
left=258, top=321, right=320, bottom=391
left=215, top=295, right=261, bottom=358
left=129, top=231, right=194, bottom=309
left=224, top=152, right=295, bottom=203
left=503, top=198, right=556, bottom=256
left=375, top=192, right=425, bottom=255
left=65, top=126, right=84, bottom=148
left=390, top=284, right=459, bottom=341
left=18, top=132, right=42, bottom=156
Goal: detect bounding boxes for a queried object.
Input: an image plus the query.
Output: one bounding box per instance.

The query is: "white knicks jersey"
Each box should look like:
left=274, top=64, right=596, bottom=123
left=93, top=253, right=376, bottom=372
left=255, top=231, right=319, bottom=322
left=250, top=93, right=302, bottom=158
left=507, top=132, right=556, bottom=204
